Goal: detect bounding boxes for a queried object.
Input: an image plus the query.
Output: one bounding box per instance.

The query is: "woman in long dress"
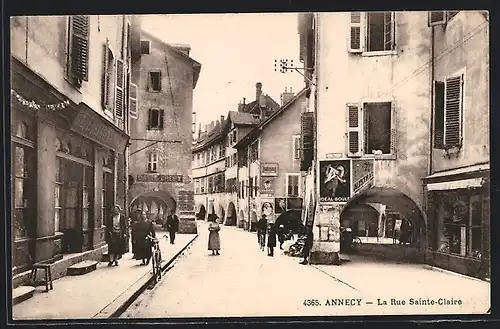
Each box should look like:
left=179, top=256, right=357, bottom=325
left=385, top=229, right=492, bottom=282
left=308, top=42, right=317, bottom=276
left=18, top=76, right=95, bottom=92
left=133, top=211, right=156, bottom=265
left=105, top=205, right=127, bottom=266
left=208, top=214, right=221, bottom=255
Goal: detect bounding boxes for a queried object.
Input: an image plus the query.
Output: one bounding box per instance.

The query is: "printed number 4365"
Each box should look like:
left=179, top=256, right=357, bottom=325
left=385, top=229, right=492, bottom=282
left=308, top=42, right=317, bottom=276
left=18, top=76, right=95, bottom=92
left=303, top=299, right=321, bottom=306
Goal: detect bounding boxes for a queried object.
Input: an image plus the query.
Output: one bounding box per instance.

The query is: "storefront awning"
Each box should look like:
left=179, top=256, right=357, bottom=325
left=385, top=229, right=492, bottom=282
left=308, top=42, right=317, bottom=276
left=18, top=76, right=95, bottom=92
left=427, top=178, right=484, bottom=191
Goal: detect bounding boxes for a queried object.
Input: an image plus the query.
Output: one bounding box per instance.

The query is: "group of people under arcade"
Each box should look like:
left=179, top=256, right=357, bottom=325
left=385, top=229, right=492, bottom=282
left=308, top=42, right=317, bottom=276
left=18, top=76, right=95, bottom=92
left=104, top=205, right=180, bottom=267
left=256, top=213, right=313, bottom=264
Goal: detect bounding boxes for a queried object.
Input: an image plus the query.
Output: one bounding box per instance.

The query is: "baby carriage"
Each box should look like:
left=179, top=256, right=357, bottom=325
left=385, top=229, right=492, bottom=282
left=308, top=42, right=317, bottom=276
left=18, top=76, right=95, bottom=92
left=285, top=233, right=307, bottom=257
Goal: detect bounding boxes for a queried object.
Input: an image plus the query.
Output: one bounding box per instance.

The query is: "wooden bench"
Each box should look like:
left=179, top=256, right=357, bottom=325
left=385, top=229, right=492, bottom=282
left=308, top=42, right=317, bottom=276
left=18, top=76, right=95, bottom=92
left=31, top=263, right=53, bottom=292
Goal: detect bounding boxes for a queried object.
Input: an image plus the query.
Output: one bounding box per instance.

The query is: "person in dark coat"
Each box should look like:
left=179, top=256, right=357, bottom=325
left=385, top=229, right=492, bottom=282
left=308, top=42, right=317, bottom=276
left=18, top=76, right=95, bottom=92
left=257, top=214, right=268, bottom=251
left=133, top=210, right=156, bottom=265
left=166, top=209, right=180, bottom=244
left=105, top=205, right=128, bottom=267
left=267, top=223, right=277, bottom=257
left=130, top=208, right=142, bottom=259
left=208, top=214, right=221, bottom=255
left=300, top=227, right=314, bottom=265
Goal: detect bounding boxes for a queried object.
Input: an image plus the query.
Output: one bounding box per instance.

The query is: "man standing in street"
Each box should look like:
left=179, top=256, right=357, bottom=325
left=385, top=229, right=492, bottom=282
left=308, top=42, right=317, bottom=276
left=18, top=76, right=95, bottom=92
left=166, top=209, right=180, bottom=244
left=300, top=226, right=314, bottom=265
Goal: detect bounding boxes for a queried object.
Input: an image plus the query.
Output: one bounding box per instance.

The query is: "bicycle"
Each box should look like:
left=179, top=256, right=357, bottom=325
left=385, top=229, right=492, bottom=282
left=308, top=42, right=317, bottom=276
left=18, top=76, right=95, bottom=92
left=146, top=234, right=163, bottom=284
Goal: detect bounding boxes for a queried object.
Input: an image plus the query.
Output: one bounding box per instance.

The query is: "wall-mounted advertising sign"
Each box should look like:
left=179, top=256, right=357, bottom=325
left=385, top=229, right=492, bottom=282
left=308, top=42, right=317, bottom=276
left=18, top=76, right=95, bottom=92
left=352, top=159, right=374, bottom=195
left=319, top=160, right=351, bottom=202
left=261, top=163, right=279, bottom=177
left=136, top=174, right=184, bottom=183
left=260, top=177, right=275, bottom=196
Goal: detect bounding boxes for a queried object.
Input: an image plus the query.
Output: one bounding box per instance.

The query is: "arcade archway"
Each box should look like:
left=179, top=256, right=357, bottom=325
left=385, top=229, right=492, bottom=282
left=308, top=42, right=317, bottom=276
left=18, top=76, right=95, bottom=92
left=226, top=202, right=237, bottom=226
left=340, top=187, right=427, bottom=261
left=196, top=204, right=206, bottom=221
left=129, top=190, right=177, bottom=224
left=218, top=205, right=225, bottom=223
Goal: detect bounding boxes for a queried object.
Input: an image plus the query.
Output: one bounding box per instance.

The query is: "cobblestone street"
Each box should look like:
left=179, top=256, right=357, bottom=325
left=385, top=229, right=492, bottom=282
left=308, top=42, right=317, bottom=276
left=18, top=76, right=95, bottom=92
left=121, top=221, right=489, bottom=318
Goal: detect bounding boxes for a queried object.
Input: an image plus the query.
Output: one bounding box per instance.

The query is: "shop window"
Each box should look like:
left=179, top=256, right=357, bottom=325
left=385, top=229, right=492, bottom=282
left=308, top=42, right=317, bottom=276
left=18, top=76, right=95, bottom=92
left=54, top=158, right=63, bottom=233
left=13, top=145, right=31, bottom=239
left=147, top=109, right=164, bottom=130
left=286, top=174, right=300, bottom=197
left=15, top=122, right=29, bottom=140
left=437, top=192, right=483, bottom=258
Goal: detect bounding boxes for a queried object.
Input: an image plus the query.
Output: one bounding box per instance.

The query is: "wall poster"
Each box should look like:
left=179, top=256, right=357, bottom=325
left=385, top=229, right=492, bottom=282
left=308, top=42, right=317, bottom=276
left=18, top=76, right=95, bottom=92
left=319, top=160, right=351, bottom=202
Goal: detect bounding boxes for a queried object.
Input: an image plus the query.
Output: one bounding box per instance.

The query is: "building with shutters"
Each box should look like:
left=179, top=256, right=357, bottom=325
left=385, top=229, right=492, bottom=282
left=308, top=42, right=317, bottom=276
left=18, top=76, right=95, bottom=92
left=127, top=30, right=201, bottom=234
left=10, top=15, right=140, bottom=279
left=299, top=11, right=434, bottom=265
left=298, top=11, right=490, bottom=278
left=423, top=11, right=489, bottom=279
left=234, top=87, right=309, bottom=231
left=192, top=82, right=281, bottom=229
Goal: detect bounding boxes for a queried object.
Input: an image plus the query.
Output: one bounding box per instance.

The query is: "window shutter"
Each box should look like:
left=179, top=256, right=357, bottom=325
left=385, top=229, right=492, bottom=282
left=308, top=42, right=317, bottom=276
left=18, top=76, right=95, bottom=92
left=300, top=112, right=314, bottom=171
left=349, top=12, right=363, bottom=53
left=347, top=104, right=362, bottom=157
left=428, top=11, right=447, bottom=26
left=434, top=81, right=445, bottom=148
left=115, top=59, right=125, bottom=118
left=147, top=109, right=152, bottom=129
left=390, top=101, right=397, bottom=156
left=444, top=74, right=463, bottom=147
left=129, top=83, right=138, bottom=119
left=101, top=39, right=110, bottom=109
left=159, top=110, right=164, bottom=129
left=70, top=15, right=90, bottom=82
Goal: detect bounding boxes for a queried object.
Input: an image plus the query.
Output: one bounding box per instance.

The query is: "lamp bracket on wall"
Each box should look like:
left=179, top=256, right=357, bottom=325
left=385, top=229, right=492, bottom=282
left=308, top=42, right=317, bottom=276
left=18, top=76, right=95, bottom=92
left=274, top=59, right=315, bottom=86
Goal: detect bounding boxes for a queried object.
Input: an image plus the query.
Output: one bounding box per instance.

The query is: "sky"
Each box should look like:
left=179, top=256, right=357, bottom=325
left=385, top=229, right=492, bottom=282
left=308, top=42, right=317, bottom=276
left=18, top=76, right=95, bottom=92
left=141, top=13, right=304, bottom=134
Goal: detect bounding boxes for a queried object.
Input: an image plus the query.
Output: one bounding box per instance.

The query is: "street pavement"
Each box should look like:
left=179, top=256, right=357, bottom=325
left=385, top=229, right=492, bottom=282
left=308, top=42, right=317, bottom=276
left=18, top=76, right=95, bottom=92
left=121, top=221, right=490, bottom=318
left=12, top=232, right=196, bottom=320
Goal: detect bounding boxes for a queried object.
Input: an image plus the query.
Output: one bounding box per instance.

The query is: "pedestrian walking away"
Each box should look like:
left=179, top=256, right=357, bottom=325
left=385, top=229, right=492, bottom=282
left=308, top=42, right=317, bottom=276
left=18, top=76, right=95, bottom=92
left=130, top=208, right=142, bottom=259
left=257, top=214, right=267, bottom=251
left=207, top=214, right=221, bottom=255
left=105, top=205, right=127, bottom=267
left=166, top=209, right=180, bottom=244
left=300, top=226, right=314, bottom=265
left=133, top=210, right=156, bottom=265
left=267, top=223, right=277, bottom=257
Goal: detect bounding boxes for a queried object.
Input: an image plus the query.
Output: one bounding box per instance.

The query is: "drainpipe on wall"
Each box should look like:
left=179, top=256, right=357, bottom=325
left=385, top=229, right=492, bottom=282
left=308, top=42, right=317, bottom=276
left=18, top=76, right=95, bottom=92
left=247, top=144, right=251, bottom=231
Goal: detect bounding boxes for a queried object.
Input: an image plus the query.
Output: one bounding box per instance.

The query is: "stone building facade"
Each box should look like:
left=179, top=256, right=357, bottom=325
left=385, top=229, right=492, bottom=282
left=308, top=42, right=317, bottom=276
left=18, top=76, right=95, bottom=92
left=128, top=30, right=201, bottom=234
left=298, top=11, right=490, bottom=278
left=11, top=15, right=140, bottom=277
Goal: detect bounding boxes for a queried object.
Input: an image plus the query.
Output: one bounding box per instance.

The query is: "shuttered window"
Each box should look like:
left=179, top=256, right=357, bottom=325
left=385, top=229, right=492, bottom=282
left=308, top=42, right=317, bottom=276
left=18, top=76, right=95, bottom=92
left=293, top=135, right=301, bottom=159
left=434, top=81, right=445, bottom=148
left=68, top=15, right=90, bottom=84
left=300, top=112, right=314, bottom=171
left=286, top=174, right=300, bottom=197
left=147, top=151, right=158, bottom=172
left=444, top=74, right=464, bottom=147
left=148, top=71, right=162, bottom=92
left=428, top=11, right=447, bottom=26
left=101, top=39, right=114, bottom=111
left=129, top=83, right=138, bottom=119
left=349, top=12, right=363, bottom=52
left=348, top=12, right=395, bottom=53
left=347, top=104, right=362, bottom=156
left=115, top=59, right=125, bottom=118
left=147, top=109, right=164, bottom=130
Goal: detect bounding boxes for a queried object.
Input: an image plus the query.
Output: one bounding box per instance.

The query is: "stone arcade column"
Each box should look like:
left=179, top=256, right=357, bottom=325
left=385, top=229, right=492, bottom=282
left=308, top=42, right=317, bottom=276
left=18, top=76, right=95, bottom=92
left=35, top=119, right=57, bottom=262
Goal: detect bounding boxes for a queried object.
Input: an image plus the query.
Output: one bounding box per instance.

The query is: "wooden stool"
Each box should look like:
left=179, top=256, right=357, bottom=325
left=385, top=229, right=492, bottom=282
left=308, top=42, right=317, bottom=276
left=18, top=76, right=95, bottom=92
left=31, top=263, right=53, bottom=292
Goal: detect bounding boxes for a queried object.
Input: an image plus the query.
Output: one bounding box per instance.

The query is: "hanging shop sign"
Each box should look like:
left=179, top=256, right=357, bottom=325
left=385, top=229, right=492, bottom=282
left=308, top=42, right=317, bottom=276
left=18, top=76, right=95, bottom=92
left=136, top=174, right=184, bottom=183
left=352, top=159, right=374, bottom=195
left=261, top=163, right=279, bottom=177
left=319, top=160, right=351, bottom=202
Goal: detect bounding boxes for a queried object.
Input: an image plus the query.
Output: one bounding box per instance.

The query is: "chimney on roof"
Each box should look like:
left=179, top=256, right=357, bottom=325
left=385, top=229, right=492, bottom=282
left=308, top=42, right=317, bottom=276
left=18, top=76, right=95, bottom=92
left=238, top=98, right=246, bottom=112
left=256, top=82, right=262, bottom=103
left=280, top=86, right=295, bottom=106
left=221, top=115, right=225, bottom=124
